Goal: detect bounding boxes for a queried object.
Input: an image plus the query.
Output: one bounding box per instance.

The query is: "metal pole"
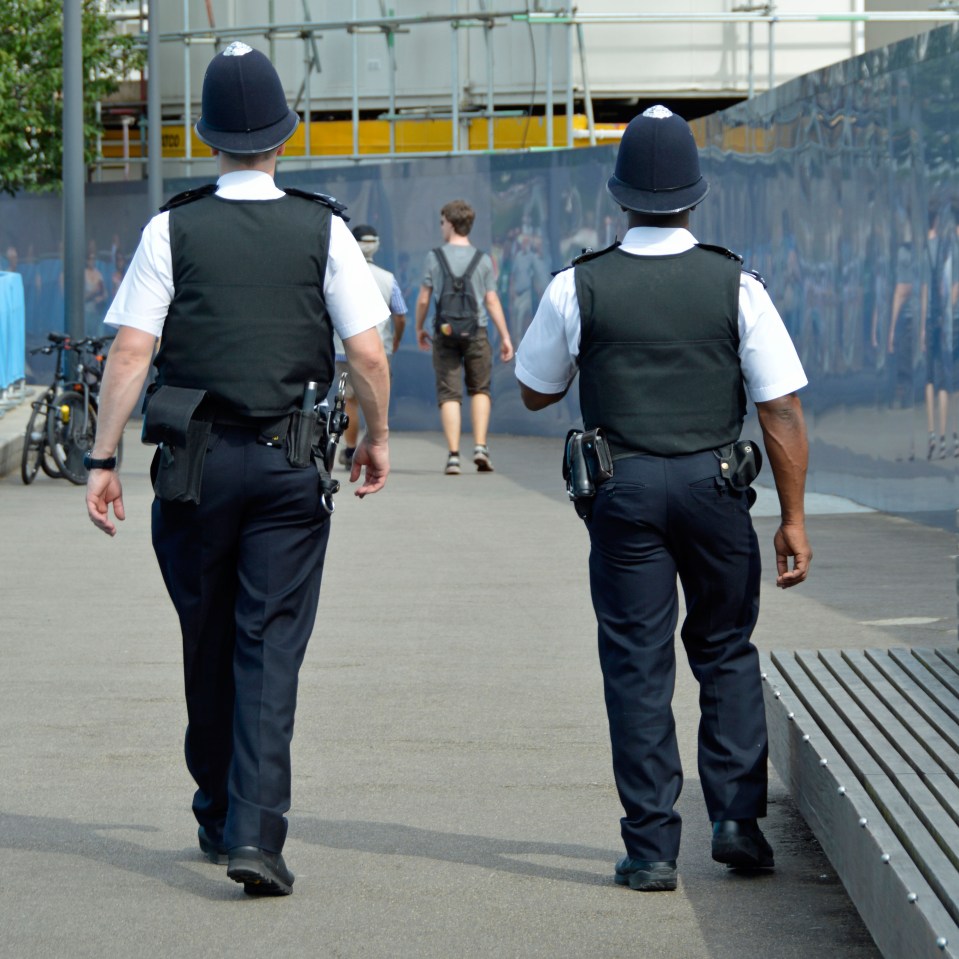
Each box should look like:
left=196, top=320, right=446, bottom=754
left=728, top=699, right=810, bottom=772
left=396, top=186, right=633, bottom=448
left=62, top=0, right=85, bottom=343
left=566, top=20, right=574, bottom=148
left=379, top=0, right=396, bottom=155
left=122, top=116, right=134, bottom=180
left=352, top=0, right=360, bottom=158
left=575, top=23, right=595, bottom=146
left=387, top=26, right=397, bottom=155
left=451, top=0, right=460, bottom=153
left=853, top=0, right=865, bottom=56
left=769, top=17, right=775, bottom=91
left=747, top=19, right=755, bottom=98
left=147, top=6, right=163, bottom=215
left=269, top=0, right=276, bottom=62
left=183, top=0, right=192, bottom=172
left=545, top=10, right=554, bottom=148
left=486, top=20, right=494, bottom=151
left=304, top=36, right=312, bottom=160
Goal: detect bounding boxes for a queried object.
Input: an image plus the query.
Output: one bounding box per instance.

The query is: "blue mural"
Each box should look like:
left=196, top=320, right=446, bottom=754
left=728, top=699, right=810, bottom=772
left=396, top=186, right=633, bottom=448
left=3, top=22, right=958, bottom=519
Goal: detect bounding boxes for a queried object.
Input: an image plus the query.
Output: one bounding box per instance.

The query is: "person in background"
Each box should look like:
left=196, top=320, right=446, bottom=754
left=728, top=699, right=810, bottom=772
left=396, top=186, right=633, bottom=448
left=415, top=199, right=513, bottom=474
left=335, top=223, right=406, bottom=468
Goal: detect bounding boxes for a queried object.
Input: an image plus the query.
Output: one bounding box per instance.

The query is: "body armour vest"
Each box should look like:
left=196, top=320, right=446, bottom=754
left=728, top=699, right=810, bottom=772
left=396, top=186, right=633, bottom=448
left=154, top=193, right=336, bottom=418
left=576, top=245, right=745, bottom=456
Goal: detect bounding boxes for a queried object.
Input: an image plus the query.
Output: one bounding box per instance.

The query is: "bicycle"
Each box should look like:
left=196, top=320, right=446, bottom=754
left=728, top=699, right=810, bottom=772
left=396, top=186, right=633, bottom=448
left=46, top=334, right=121, bottom=485
left=20, top=332, right=71, bottom=485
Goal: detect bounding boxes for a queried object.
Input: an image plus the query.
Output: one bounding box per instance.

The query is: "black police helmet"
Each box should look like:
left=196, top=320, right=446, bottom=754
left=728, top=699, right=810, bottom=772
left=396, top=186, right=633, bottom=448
left=351, top=224, right=379, bottom=242
left=606, top=105, right=709, bottom=215
left=195, top=42, right=299, bottom=154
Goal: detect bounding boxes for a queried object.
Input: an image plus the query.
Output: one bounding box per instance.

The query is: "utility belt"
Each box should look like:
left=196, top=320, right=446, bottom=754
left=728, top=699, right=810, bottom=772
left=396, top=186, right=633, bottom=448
left=142, top=380, right=348, bottom=511
left=562, top=428, right=762, bottom=520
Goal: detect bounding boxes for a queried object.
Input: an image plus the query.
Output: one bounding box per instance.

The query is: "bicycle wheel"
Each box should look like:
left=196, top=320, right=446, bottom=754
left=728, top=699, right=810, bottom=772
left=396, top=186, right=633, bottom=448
left=47, top=392, right=98, bottom=485
left=20, top=392, right=53, bottom=484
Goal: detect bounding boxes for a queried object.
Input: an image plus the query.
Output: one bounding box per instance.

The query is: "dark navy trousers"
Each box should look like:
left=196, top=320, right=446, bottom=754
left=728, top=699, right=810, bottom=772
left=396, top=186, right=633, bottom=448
left=585, top=449, right=766, bottom=862
left=152, top=424, right=331, bottom=854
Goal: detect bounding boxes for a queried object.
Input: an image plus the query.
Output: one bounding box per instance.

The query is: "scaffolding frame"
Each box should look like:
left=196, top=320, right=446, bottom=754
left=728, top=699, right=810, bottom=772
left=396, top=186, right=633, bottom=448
left=100, top=5, right=959, bottom=178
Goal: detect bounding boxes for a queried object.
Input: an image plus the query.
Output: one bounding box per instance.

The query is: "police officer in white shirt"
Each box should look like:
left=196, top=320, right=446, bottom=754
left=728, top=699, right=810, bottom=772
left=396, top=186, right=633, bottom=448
left=85, top=43, right=391, bottom=897
left=515, top=105, right=812, bottom=893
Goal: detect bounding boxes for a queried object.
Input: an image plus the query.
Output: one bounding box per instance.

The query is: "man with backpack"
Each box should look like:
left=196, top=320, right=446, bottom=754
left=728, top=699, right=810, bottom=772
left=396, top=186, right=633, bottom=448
left=415, top=199, right=514, bottom=474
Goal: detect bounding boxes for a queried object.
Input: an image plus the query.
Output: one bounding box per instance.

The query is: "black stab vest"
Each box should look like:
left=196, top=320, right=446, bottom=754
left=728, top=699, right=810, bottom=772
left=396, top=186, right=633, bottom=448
left=154, top=193, right=336, bottom=418
left=576, top=245, right=745, bottom=456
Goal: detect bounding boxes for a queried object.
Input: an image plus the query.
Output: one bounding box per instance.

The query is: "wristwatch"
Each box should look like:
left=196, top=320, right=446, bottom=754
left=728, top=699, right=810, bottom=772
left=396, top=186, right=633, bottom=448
left=83, top=451, right=118, bottom=471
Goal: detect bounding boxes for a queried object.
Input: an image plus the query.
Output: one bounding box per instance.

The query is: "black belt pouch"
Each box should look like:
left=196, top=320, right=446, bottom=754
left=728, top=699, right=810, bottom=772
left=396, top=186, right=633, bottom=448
left=142, top=385, right=210, bottom=504
left=286, top=409, right=318, bottom=468
left=718, top=440, right=763, bottom=490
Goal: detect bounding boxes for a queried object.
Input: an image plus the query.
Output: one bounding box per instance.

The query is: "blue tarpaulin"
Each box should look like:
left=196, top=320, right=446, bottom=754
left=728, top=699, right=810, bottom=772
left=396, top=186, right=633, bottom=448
left=0, top=271, right=25, bottom=389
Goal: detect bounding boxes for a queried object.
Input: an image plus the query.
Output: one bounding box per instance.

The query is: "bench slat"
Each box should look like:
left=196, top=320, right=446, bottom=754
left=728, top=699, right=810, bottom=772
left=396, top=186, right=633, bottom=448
left=864, top=649, right=959, bottom=775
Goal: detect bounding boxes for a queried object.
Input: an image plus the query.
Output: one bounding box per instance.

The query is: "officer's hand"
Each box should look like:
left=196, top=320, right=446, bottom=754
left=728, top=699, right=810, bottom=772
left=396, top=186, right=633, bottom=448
left=499, top=337, right=515, bottom=363
left=774, top=522, right=811, bottom=588
left=416, top=328, right=432, bottom=352
left=86, top=470, right=125, bottom=537
left=350, top=436, right=390, bottom=497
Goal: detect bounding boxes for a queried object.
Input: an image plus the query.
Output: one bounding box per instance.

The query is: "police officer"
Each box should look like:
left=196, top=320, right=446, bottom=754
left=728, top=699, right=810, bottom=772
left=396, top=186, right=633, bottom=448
left=515, top=106, right=811, bottom=892
left=85, top=43, right=391, bottom=896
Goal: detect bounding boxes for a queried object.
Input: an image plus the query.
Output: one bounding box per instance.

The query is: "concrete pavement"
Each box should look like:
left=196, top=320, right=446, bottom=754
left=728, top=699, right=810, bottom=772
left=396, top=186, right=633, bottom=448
left=2, top=407, right=956, bottom=958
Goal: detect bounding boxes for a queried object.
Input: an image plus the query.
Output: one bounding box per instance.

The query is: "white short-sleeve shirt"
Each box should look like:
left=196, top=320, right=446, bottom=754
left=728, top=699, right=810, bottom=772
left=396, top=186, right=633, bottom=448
left=515, top=226, right=808, bottom=404
left=105, top=169, right=388, bottom=340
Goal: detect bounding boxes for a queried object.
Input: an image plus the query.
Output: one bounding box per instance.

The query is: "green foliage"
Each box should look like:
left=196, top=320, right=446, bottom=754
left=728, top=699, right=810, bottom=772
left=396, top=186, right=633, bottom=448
left=0, top=1, right=144, bottom=195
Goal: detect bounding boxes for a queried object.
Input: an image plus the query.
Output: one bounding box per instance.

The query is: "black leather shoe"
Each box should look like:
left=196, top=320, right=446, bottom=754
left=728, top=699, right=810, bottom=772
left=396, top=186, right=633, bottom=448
left=614, top=857, right=678, bottom=891
left=711, top=819, right=774, bottom=869
left=197, top=826, right=228, bottom=865
left=227, top=846, right=295, bottom=896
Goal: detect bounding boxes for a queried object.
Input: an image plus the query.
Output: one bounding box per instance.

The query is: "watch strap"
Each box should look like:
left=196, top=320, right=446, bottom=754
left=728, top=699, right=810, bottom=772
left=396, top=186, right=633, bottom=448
left=83, top=451, right=118, bottom=471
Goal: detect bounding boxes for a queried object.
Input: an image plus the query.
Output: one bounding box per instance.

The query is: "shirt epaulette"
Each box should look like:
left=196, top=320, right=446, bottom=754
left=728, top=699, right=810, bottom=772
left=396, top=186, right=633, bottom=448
left=159, top=183, right=217, bottom=212
left=283, top=187, right=350, bottom=222
left=696, top=243, right=767, bottom=288
left=552, top=240, right=621, bottom=276
left=695, top=242, right=744, bottom=264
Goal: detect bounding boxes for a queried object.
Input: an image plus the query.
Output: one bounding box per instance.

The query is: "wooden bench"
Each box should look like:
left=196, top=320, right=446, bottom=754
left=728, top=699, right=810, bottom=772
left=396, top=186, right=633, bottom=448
left=762, top=647, right=959, bottom=959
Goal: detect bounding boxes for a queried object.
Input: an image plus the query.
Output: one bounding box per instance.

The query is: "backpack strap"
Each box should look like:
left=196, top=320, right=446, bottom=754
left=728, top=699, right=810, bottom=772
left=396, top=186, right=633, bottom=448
left=461, top=249, right=484, bottom=281
left=432, top=246, right=454, bottom=282
left=433, top=246, right=484, bottom=284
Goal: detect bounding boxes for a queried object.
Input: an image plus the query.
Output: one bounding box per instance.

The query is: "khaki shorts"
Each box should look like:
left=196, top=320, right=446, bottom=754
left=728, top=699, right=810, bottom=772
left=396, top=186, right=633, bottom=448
left=432, top=333, right=491, bottom=405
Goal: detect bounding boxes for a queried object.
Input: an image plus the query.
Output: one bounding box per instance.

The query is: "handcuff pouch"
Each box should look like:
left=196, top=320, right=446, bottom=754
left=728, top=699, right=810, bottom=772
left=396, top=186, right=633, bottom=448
left=142, top=385, right=210, bottom=504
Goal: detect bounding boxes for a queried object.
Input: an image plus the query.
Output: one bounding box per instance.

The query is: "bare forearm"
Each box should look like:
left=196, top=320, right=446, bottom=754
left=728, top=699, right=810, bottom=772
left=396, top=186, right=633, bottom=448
left=414, top=289, right=430, bottom=332
left=343, top=330, right=390, bottom=443
left=392, top=313, right=406, bottom=350
left=756, top=393, right=808, bottom=524
left=92, top=329, right=155, bottom=458
left=486, top=297, right=510, bottom=344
